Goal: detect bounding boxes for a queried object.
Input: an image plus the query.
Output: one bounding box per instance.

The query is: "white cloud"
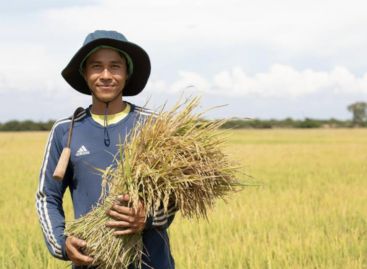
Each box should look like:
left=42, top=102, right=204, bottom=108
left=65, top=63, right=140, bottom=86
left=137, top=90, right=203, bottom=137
left=214, top=65, right=367, bottom=97
left=145, top=64, right=367, bottom=98
left=170, top=71, right=210, bottom=93
left=146, top=79, right=167, bottom=93
left=35, top=0, right=367, bottom=56
left=213, top=71, right=232, bottom=89
left=0, top=46, right=67, bottom=94
left=0, top=75, right=6, bottom=93
left=146, top=71, right=210, bottom=93
left=212, top=65, right=333, bottom=97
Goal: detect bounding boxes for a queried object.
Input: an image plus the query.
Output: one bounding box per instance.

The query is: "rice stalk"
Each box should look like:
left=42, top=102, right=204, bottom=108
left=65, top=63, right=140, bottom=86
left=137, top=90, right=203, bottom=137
left=65, top=94, right=255, bottom=268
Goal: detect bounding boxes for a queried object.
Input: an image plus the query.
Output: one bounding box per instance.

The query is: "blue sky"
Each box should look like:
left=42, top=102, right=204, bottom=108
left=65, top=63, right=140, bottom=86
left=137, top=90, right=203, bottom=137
left=1, top=0, right=367, bottom=122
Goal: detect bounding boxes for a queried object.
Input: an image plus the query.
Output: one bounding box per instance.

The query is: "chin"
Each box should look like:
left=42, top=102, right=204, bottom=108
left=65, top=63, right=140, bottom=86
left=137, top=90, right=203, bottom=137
left=94, top=92, right=121, bottom=102
left=98, top=96, right=116, bottom=102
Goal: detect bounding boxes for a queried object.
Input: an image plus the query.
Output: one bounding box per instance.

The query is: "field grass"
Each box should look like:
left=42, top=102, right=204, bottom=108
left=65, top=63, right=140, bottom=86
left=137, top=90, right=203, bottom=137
left=0, top=129, right=366, bottom=268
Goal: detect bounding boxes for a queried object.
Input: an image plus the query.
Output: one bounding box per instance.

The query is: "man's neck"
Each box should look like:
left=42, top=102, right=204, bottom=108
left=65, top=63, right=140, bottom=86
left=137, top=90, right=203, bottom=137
left=90, top=96, right=127, bottom=115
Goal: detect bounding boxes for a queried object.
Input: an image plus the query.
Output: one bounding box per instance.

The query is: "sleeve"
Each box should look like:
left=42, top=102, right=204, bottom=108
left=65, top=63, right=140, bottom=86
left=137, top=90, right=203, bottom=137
left=144, top=202, right=179, bottom=230
left=35, top=121, right=71, bottom=260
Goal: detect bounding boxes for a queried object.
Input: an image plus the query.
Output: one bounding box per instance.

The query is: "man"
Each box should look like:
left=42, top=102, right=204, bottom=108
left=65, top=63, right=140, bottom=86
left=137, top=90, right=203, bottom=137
left=36, top=30, right=177, bottom=269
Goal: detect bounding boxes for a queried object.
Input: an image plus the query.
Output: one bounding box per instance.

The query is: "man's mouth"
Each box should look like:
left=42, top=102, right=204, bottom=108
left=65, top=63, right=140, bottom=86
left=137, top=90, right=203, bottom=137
left=97, top=85, right=116, bottom=89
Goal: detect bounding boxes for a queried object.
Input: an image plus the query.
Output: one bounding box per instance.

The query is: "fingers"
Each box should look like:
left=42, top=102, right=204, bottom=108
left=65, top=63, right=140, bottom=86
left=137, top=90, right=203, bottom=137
left=106, top=218, right=146, bottom=236
left=65, top=236, right=94, bottom=266
left=74, top=254, right=94, bottom=266
left=117, top=195, right=144, bottom=208
left=105, top=220, right=143, bottom=235
left=104, top=194, right=146, bottom=236
left=118, top=194, right=130, bottom=202
left=110, top=204, right=135, bottom=215
left=105, top=194, right=144, bottom=220
left=105, top=208, right=136, bottom=222
left=105, top=219, right=145, bottom=236
left=113, top=228, right=135, bottom=236
left=70, top=237, right=87, bottom=248
left=105, top=220, right=131, bottom=228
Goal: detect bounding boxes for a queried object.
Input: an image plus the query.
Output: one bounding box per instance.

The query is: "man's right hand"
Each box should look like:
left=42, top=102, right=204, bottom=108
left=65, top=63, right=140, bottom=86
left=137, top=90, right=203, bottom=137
left=65, top=236, right=94, bottom=266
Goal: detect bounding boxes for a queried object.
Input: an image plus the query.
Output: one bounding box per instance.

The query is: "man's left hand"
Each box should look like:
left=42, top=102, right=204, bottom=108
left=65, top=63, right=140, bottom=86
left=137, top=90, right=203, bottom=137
left=105, top=194, right=146, bottom=236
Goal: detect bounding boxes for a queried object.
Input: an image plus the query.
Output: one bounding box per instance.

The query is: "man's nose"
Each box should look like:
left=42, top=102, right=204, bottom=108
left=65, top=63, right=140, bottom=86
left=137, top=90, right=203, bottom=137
left=101, top=68, right=112, bottom=79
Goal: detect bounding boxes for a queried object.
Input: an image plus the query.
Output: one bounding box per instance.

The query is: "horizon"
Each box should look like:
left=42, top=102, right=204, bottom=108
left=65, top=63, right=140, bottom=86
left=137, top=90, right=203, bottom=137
left=0, top=114, right=358, bottom=124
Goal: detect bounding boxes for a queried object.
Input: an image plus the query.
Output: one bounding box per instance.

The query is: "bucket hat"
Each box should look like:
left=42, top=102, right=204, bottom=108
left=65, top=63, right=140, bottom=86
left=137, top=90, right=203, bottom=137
left=62, top=30, right=151, bottom=96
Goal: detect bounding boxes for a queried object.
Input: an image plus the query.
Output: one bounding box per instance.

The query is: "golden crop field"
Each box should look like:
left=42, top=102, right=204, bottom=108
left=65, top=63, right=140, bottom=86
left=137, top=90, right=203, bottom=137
left=0, top=129, right=366, bottom=269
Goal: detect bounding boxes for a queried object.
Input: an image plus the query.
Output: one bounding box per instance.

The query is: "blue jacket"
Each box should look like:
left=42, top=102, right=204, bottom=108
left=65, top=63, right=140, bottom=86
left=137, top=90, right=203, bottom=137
left=35, top=103, right=176, bottom=269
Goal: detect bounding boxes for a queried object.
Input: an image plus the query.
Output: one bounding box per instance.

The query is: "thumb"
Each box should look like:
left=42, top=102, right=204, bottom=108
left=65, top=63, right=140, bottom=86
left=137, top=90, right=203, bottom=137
left=71, top=237, right=87, bottom=248
left=118, top=194, right=130, bottom=201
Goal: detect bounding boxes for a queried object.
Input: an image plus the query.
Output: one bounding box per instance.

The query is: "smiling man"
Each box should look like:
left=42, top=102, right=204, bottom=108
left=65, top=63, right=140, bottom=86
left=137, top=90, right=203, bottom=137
left=35, top=30, right=177, bottom=269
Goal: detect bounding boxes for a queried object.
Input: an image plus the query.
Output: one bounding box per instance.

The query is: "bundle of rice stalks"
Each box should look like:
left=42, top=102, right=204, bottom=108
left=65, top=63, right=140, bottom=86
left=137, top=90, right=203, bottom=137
left=65, top=94, right=254, bottom=269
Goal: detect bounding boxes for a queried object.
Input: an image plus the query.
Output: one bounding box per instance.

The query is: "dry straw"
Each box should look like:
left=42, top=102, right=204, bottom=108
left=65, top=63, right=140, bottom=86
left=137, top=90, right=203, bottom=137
left=65, top=94, right=254, bottom=268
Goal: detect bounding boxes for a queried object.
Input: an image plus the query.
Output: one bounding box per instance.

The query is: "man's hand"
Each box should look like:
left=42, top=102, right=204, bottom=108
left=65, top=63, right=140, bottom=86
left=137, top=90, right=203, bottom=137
left=105, top=194, right=146, bottom=236
left=65, top=236, right=94, bottom=266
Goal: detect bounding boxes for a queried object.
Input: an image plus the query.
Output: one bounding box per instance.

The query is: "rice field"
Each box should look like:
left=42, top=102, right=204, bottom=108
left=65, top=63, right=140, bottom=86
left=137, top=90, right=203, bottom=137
left=0, top=129, right=366, bottom=269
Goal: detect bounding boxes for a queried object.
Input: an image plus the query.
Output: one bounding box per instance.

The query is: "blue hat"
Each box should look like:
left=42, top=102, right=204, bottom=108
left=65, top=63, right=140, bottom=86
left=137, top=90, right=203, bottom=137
left=62, top=30, right=151, bottom=96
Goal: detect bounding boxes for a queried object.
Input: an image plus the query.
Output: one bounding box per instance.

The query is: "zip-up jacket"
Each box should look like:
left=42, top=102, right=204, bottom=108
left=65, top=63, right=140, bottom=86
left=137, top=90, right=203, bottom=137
left=35, top=103, right=177, bottom=269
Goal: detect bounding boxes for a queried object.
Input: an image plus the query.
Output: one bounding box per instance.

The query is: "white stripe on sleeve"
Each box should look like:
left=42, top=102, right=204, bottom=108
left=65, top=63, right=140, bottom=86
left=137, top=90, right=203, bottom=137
left=35, top=113, right=85, bottom=257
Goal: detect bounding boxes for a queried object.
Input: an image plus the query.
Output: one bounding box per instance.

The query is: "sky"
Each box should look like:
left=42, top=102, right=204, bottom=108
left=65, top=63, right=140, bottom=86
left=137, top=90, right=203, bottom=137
left=1, top=0, right=367, bottom=122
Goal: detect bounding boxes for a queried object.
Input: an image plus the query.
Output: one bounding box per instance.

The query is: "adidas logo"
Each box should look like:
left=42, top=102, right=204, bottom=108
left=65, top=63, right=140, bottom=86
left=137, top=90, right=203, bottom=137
left=76, top=145, right=90, bottom=156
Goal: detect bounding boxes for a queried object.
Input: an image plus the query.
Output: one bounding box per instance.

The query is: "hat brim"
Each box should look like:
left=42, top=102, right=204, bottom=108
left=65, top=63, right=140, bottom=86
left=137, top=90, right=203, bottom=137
left=61, top=38, right=151, bottom=96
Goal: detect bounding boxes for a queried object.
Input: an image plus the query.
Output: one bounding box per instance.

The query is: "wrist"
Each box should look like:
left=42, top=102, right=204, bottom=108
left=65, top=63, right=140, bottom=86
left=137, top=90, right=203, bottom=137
left=61, top=235, right=71, bottom=260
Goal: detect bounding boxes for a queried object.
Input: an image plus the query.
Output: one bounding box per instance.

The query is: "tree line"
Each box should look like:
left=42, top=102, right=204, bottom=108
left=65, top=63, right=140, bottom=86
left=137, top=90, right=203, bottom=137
left=0, top=118, right=365, bottom=131
left=0, top=120, right=55, bottom=131
left=1, top=101, right=366, bottom=131
left=220, top=118, right=364, bottom=129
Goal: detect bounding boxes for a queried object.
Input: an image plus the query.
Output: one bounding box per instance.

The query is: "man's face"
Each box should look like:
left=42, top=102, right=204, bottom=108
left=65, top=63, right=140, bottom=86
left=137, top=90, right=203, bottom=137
left=83, top=48, right=129, bottom=102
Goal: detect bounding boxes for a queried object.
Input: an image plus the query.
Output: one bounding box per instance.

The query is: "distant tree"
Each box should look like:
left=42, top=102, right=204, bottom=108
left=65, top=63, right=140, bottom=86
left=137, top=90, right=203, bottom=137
left=3, top=120, right=21, bottom=131
left=347, top=102, right=367, bottom=123
left=297, top=118, right=321, bottom=128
